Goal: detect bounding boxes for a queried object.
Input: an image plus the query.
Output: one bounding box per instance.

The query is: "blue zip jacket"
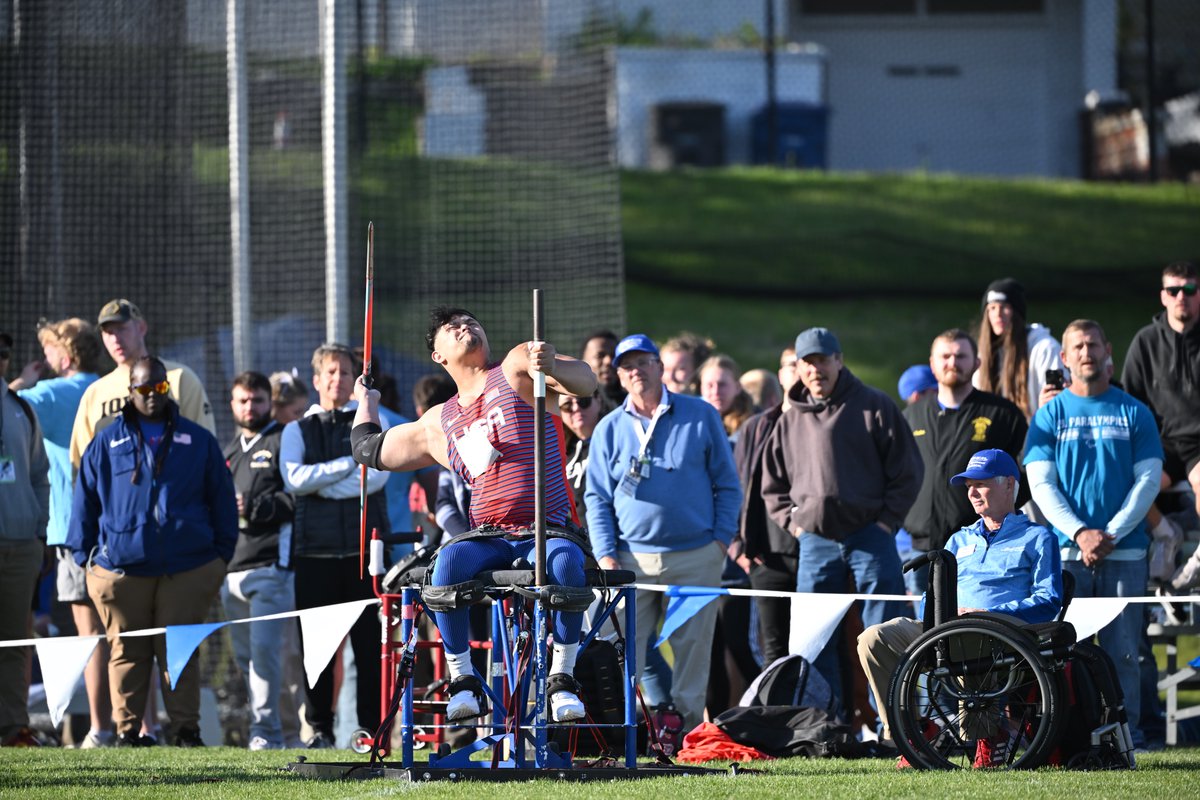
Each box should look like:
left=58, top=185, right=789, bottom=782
left=943, top=512, right=1062, bottom=624
left=68, top=402, right=237, bottom=576
left=585, top=391, right=742, bottom=559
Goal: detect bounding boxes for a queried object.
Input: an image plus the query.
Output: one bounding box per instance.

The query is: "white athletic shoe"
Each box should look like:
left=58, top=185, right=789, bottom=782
left=79, top=729, right=115, bottom=749
left=550, top=690, right=586, bottom=723
left=1149, top=517, right=1184, bottom=582
left=1170, top=548, right=1200, bottom=592
left=248, top=736, right=280, bottom=751
left=446, top=689, right=482, bottom=721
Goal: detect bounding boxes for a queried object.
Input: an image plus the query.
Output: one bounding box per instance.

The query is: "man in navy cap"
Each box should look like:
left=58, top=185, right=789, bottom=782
left=761, top=326, right=922, bottom=720
left=585, top=333, right=742, bottom=732
left=857, top=449, right=1062, bottom=765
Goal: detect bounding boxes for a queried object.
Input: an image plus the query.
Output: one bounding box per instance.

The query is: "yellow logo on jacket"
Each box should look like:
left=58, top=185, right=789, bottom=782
left=970, top=416, right=992, bottom=442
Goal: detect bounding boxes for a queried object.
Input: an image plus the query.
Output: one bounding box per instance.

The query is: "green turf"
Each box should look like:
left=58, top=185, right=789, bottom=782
left=621, top=168, right=1200, bottom=297
left=2, top=746, right=1198, bottom=798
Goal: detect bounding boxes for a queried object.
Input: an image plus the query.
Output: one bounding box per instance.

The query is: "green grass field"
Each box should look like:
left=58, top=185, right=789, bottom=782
left=3, top=745, right=1199, bottom=798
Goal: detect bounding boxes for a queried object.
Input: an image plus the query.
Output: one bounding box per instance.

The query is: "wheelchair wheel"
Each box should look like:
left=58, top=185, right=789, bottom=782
left=889, top=617, right=1067, bottom=770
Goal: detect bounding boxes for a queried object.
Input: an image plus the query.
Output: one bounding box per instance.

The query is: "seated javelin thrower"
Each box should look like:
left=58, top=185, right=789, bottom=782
left=856, top=449, right=1063, bottom=765
left=350, top=307, right=599, bottom=723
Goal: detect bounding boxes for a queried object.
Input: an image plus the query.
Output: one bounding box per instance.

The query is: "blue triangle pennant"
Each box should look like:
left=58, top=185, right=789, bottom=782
left=654, top=586, right=727, bottom=648
left=165, top=622, right=228, bottom=690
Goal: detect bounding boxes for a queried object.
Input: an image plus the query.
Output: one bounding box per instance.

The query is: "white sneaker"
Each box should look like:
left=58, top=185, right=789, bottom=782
left=550, top=690, right=586, bottom=723
left=1170, top=549, right=1200, bottom=591
left=79, top=729, right=115, bottom=749
left=1150, top=517, right=1184, bottom=581
left=446, top=690, right=481, bottom=721
left=248, top=736, right=279, bottom=751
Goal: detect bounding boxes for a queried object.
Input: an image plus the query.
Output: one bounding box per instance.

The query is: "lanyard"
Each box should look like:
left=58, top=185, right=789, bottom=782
left=632, top=404, right=666, bottom=466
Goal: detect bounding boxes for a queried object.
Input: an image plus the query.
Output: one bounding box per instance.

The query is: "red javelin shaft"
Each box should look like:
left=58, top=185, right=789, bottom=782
left=359, top=221, right=375, bottom=580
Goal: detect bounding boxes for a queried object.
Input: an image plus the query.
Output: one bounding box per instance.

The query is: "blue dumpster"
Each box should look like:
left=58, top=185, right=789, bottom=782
left=752, top=103, right=829, bottom=168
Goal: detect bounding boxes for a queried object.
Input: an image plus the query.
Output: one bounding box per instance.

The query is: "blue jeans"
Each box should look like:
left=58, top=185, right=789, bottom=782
left=1063, top=558, right=1148, bottom=748
left=221, top=565, right=296, bottom=746
left=796, top=524, right=908, bottom=720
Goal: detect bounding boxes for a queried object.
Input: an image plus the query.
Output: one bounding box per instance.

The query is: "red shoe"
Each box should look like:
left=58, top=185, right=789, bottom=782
left=2, top=727, right=43, bottom=747
left=973, top=734, right=1009, bottom=768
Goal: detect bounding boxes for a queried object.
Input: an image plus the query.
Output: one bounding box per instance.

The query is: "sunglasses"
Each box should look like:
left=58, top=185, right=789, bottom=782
left=1164, top=284, right=1198, bottom=297
left=131, top=380, right=170, bottom=396
left=561, top=396, right=594, bottom=411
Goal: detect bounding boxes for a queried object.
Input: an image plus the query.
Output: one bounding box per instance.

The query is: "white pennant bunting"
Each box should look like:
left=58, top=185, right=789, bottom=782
left=297, top=599, right=377, bottom=689
left=1063, top=596, right=1130, bottom=640
left=34, top=636, right=101, bottom=727
left=788, top=593, right=855, bottom=662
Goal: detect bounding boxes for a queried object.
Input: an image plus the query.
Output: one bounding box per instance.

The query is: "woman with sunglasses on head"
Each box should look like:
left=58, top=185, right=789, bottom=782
left=559, top=389, right=609, bottom=522
left=67, top=356, right=237, bottom=748
left=974, top=278, right=1065, bottom=420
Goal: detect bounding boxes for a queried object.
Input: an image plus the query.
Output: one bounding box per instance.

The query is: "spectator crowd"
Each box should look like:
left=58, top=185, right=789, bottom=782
left=2, top=262, right=1199, bottom=754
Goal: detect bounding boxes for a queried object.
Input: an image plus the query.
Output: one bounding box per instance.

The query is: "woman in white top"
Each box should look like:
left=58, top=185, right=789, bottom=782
left=973, top=277, right=1064, bottom=420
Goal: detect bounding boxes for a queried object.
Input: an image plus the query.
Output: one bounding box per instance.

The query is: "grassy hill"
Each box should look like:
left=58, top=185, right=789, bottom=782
left=621, top=168, right=1200, bottom=393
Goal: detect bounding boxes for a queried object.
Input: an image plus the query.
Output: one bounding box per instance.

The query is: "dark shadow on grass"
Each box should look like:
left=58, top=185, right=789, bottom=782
left=8, top=763, right=286, bottom=789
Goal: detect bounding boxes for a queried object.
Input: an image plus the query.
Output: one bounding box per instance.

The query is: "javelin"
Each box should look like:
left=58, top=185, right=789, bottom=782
left=359, top=221, right=375, bottom=579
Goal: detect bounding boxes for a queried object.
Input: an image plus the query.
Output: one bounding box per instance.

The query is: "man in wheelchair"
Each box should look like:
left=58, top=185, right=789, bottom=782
left=350, top=307, right=599, bottom=725
left=857, top=449, right=1063, bottom=767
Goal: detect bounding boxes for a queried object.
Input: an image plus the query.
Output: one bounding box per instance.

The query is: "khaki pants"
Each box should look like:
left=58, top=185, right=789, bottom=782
left=857, top=616, right=923, bottom=742
left=0, top=539, right=42, bottom=738
left=619, top=542, right=725, bottom=732
left=87, top=558, right=225, bottom=738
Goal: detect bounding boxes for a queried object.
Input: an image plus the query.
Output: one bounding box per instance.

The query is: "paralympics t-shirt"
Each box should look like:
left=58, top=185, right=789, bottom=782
left=1024, top=386, right=1162, bottom=552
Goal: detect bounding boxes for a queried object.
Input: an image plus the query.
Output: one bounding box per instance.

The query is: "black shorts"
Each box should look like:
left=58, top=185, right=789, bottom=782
left=1162, top=435, right=1200, bottom=484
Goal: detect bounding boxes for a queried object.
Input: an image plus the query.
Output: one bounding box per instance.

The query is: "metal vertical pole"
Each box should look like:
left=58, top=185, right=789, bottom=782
left=623, top=587, right=637, bottom=768
left=400, top=588, right=416, bottom=767
left=765, top=0, right=778, bottom=166
left=531, top=288, right=549, bottom=766
left=1144, top=0, right=1158, bottom=182
left=322, top=0, right=349, bottom=343
left=227, top=0, right=253, bottom=373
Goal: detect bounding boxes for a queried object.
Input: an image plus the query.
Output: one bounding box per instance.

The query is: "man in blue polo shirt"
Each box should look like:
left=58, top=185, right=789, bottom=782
left=857, top=449, right=1062, bottom=764
left=1025, top=318, right=1162, bottom=750
left=586, top=333, right=742, bottom=732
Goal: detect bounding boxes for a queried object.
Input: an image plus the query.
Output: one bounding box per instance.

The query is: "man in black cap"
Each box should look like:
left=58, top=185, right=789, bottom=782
left=761, top=326, right=923, bottom=720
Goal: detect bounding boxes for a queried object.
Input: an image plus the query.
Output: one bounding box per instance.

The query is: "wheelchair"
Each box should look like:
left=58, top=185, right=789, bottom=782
left=887, top=550, right=1137, bottom=771
left=370, top=531, right=645, bottom=773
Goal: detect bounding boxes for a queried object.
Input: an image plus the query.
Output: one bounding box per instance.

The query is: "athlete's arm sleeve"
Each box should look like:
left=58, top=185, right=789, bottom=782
left=1105, top=457, right=1163, bottom=542
left=1026, top=459, right=1086, bottom=540
left=435, top=469, right=471, bottom=536
left=584, top=425, right=621, bottom=561
left=280, top=419, right=356, bottom=495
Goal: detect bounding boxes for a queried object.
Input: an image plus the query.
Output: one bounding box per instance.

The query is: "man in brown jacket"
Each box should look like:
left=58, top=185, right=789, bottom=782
left=760, top=327, right=923, bottom=720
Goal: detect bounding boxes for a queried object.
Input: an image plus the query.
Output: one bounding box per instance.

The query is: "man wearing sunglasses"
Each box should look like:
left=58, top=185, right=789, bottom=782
left=1122, top=261, right=1200, bottom=590
left=64, top=298, right=216, bottom=746
left=68, top=356, right=236, bottom=748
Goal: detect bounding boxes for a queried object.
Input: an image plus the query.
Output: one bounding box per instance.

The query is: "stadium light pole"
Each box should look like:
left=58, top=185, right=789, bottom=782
left=227, top=0, right=253, bottom=373
left=322, top=0, right=350, bottom=344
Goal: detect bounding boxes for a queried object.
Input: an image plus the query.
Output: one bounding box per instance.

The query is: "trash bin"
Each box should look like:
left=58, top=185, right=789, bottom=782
left=648, top=102, right=726, bottom=170
left=752, top=103, right=829, bottom=168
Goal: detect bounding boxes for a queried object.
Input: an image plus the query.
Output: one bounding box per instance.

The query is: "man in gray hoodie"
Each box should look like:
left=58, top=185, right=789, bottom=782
left=0, top=335, right=51, bottom=746
left=760, top=327, right=923, bottom=720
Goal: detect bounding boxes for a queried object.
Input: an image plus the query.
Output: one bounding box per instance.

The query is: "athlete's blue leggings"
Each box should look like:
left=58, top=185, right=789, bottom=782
left=429, top=536, right=586, bottom=654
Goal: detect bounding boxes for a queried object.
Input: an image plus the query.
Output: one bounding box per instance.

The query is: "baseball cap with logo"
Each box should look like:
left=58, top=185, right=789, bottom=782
left=950, top=449, right=1020, bottom=486
left=98, top=299, right=144, bottom=326
left=613, top=333, right=659, bottom=366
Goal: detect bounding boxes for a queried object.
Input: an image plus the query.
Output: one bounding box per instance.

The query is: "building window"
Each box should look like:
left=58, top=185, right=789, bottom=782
left=927, top=0, right=1043, bottom=13
left=802, top=0, right=917, bottom=15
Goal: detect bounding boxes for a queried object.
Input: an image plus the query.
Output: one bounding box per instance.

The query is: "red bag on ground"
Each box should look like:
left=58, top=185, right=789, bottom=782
left=675, top=722, right=775, bottom=763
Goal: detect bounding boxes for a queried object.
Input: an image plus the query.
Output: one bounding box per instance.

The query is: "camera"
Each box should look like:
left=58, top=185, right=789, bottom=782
left=1045, top=369, right=1065, bottom=391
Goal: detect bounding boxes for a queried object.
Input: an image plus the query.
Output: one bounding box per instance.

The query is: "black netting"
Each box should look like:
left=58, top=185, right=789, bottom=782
left=1, top=0, right=623, bottom=433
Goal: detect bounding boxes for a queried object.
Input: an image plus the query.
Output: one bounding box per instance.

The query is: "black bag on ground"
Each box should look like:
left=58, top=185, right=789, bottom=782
left=1052, top=640, right=1134, bottom=769
left=550, top=638, right=646, bottom=757
left=739, top=653, right=835, bottom=714
left=714, top=705, right=873, bottom=759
